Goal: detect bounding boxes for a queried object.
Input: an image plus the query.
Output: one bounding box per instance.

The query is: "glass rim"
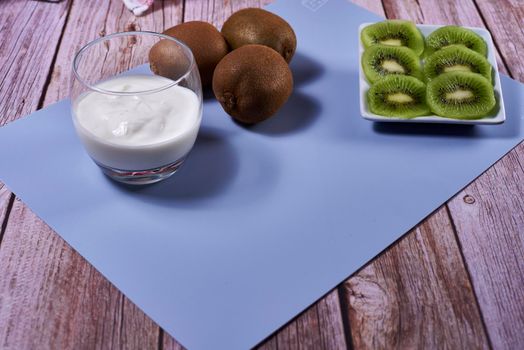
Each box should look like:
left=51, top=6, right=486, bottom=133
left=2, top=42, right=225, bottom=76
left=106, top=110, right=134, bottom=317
left=72, top=31, right=196, bottom=96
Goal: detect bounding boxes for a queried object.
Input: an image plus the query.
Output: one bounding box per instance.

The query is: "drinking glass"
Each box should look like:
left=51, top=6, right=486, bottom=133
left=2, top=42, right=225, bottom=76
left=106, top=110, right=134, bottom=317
left=71, top=31, right=202, bottom=185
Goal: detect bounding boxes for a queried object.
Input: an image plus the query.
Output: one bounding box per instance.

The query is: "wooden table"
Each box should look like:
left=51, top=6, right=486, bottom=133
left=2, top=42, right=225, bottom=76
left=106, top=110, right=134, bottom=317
left=0, top=0, right=523, bottom=349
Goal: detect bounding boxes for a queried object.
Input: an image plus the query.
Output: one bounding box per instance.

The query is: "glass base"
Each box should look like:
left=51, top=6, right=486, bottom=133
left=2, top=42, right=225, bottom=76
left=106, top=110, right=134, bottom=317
left=96, top=157, right=186, bottom=185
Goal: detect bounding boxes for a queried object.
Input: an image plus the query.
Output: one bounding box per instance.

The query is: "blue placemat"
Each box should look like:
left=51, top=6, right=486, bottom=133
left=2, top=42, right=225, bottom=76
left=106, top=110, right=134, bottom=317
left=1, top=1, right=523, bottom=349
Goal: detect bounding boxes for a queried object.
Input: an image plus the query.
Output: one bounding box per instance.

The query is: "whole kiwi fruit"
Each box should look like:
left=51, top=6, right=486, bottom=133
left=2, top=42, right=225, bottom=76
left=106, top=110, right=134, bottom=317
left=213, top=44, right=293, bottom=124
left=149, top=39, right=190, bottom=81
left=221, top=8, right=297, bottom=63
left=161, top=21, right=229, bottom=86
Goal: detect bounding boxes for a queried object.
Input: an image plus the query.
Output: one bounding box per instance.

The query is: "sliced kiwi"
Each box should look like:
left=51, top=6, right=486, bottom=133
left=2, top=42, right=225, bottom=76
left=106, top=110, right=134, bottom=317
left=427, top=71, right=495, bottom=119
left=424, top=45, right=492, bottom=82
left=425, top=26, right=487, bottom=57
left=362, top=45, right=424, bottom=83
left=367, top=75, right=429, bottom=118
left=361, top=20, right=425, bottom=56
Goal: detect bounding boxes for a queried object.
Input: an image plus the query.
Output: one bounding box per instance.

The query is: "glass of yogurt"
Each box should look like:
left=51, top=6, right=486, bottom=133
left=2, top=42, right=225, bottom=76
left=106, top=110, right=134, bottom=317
left=71, top=31, right=202, bottom=185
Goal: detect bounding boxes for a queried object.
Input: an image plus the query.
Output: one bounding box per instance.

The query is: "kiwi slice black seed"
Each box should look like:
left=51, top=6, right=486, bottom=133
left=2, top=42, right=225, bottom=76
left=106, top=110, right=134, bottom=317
left=367, top=75, right=429, bottom=118
left=427, top=71, right=495, bottom=119
left=361, top=20, right=425, bottom=56
left=362, top=44, right=424, bottom=83
left=425, top=26, right=487, bottom=57
left=424, top=45, right=492, bottom=82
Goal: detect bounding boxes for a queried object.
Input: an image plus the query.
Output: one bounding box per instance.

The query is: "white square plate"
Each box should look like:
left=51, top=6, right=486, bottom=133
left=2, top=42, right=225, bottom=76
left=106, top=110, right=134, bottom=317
left=358, top=23, right=506, bottom=124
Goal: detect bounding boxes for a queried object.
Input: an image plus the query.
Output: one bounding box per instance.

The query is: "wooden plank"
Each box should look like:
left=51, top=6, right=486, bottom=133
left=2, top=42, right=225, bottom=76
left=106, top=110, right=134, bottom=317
left=383, top=0, right=483, bottom=25
left=315, top=291, right=348, bottom=350
left=183, top=0, right=271, bottom=29
left=0, top=184, right=13, bottom=242
left=253, top=290, right=347, bottom=350
left=381, top=0, right=509, bottom=74
left=0, top=201, right=160, bottom=349
left=0, top=0, right=70, bottom=252
left=0, top=1, right=184, bottom=349
left=474, top=0, right=524, bottom=80
left=256, top=337, right=278, bottom=350
left=43, top=0, right=182, bottom=105
left=340, top=207, right=490, bottom=349
left=448, top=144, right=524, bottom=349
left=162, top=330, right=186, bottom=350
left=350, top=0, right=385, bottom=15
left=0, top=0, right=70, bottom=126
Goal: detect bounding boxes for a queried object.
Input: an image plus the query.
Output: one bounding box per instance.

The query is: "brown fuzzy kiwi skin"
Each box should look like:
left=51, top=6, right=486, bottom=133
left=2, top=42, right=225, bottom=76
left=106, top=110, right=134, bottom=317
left=212, top=44, right=293, bottom=124
left=221, top=8, right=297, bottom=63
left=149, top=40, right=189, bottom=81
left=163, top=21, right=229, bottom=87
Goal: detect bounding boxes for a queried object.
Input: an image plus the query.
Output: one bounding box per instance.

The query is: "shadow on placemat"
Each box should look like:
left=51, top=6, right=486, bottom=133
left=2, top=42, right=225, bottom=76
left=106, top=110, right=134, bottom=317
left=372, top=122, right=479, bottom=137
left=237, top=91, right=322, bottom=136
left=111, top=127, right=239, bottom=199
left=291, top=52, right=325, bottom=87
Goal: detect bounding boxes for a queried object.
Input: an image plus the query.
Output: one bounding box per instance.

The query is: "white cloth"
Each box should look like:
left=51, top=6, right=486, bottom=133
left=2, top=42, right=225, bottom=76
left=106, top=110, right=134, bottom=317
left=122, top=0, right=153, bottom=16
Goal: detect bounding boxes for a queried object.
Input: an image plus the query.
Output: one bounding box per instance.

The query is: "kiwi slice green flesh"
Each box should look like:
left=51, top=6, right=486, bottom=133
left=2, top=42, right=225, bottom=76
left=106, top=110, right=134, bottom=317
left=362, top=45, right=424, bottom=83
left=424, top=45, right=492, bottom=82
left=425, top=26, right=487, bottom=57
left=427, top=71, right=495, bottom=119
left=361, top=20, right=425, bottom=56
left=368, top=75, right=430, bottom=118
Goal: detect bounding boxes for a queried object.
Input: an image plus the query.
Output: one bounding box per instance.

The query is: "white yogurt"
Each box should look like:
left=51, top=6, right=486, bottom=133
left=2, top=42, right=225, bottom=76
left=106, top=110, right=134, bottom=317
left=73, top=75, right=201, bottom=170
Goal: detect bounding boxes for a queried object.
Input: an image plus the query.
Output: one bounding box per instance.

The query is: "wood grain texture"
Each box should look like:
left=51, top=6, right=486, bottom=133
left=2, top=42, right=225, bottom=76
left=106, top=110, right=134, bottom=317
left=448, top=144, right=524, bottom=349
left=183, top=0, right=271, bottom=29
left=254, top=290, right=346, bottom=350
left=349, top=0, right=384, bottom=15
left=474, top=0, right=524, bottom=80
left=162, top=331, right=186, bottom=350
left=341, top=207, right=490, bottom=350
left=43, top=0, right=182, bottom=105
left=0, top=201, right=160, bottom=349
left=0, top=0, right=70, bottom=125
left=0, top=184, right=13, bottom=244
left=0, top=0, right=70, bottom=237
